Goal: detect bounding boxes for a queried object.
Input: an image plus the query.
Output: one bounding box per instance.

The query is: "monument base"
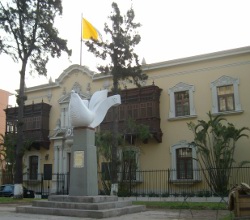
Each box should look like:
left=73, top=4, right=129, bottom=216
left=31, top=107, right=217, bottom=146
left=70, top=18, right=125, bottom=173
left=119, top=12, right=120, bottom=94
left=16, top=195, right=146, bottom=218
left=69, top=127, right=98, bottom=196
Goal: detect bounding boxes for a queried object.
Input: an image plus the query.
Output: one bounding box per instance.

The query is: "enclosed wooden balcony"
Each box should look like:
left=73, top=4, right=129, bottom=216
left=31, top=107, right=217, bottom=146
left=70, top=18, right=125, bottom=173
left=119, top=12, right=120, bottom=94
left=5, top=102, right=51, bottom=149
left=100, top=85, right=163, bottom=143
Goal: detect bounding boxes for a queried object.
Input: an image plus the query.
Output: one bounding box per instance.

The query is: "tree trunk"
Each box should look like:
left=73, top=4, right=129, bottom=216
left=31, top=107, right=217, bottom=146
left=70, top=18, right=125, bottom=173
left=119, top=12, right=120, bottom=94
left=14, top=63, right=26, bottom=198
left=111, top=77, right=119, bottom=190
left=111, top=106, right=119, bottom=183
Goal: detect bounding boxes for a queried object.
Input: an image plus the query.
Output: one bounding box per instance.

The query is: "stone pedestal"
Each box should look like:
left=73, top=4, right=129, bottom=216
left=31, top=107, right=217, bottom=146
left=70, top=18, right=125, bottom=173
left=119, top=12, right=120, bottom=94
left=69, top=127, right=98, bottom=196
left=16, top=195, right=146, bottom=218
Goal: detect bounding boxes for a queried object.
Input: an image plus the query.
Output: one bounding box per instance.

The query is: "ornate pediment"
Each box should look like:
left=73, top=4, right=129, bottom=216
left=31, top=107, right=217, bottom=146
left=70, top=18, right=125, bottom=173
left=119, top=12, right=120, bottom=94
left=58, top=83, right=91, bottom=104
left=55, top=64, right=95, bottom=85
left=50, top=129, right=66, bottom=139
left=169, top=82, right=194, bottom=93
left=211, top=75, right=238, bottom=87
left=58, top=93, right=71, bottom=104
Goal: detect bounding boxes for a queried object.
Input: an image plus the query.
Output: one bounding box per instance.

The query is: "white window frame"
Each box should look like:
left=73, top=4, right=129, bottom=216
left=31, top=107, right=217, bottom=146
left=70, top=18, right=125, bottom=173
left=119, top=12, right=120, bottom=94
left=168, top=82, right=196, bottom=120
left=170, top=140, right=199, bottom=181
left=211, top=75, right=242, bottom=115
left=23, top=152, right=41, bottom=181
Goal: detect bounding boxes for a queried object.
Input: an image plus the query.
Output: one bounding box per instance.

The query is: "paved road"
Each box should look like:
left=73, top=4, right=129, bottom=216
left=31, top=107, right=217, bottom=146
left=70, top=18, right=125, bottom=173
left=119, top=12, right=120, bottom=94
left=0, top=204, right=231, bottom=220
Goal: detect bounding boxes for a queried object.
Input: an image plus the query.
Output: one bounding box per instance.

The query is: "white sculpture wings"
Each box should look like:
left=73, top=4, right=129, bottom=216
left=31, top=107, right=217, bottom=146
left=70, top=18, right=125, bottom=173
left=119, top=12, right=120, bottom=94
left=69, top=90, right=121, bottom=128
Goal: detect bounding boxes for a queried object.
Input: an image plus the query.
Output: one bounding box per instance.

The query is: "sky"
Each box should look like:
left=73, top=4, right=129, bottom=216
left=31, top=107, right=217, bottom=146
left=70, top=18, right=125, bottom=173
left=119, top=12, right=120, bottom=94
left=1, top=0, right=250, bottom=105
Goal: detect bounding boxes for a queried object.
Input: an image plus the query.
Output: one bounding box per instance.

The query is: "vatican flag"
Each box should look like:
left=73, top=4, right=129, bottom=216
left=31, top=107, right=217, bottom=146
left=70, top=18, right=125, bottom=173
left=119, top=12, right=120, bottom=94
left=82, top=18, right=102, bottom=41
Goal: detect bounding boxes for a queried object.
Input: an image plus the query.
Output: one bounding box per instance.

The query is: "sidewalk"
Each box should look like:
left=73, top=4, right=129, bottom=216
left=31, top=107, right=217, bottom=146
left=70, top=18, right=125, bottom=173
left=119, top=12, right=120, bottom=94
left=118, top=196, right=229, bottom=203
left=0, top=204, right=231, bottom=220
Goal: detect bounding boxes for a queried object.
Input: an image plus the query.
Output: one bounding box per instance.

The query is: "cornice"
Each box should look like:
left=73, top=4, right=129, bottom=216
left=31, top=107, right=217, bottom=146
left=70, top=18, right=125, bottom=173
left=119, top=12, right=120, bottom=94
left=22, top=82, right=58, bottom=93
left=24, top=65, right=98, bottom=94
left=21, top=46, right=250, bottom=93
left=142, top=46, right=250, bottom=71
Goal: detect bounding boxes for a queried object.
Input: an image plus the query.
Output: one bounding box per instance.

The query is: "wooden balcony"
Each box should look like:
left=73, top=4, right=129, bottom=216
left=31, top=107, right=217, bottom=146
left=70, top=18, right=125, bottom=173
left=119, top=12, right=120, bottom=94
left=100, top=85, right=163, bottom=143
left=5, top=102, right=51, bottom=150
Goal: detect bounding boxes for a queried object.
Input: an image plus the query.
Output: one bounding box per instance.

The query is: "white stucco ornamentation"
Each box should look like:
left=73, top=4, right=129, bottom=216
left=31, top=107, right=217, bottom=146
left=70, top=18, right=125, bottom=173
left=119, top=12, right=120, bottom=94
left=69, top=90, right=121, bottom=128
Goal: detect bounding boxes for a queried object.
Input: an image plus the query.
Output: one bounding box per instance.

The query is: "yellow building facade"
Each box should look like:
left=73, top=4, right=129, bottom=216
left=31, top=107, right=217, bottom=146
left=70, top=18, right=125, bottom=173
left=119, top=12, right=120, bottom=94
left=10, top=46, right=250, bottom=194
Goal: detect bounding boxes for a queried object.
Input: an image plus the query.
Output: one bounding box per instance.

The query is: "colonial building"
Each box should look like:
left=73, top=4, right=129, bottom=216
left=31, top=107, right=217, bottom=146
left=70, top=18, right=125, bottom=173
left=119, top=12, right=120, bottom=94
left=5, top=46, right=250, bottom=194
left=0, top=89, right=11, bottom=136
left=0, top=89, right=12, bottom=174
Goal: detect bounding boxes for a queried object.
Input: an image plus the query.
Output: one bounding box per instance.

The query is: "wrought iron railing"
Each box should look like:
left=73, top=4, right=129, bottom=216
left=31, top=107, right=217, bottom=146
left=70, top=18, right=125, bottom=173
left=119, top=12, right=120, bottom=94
left=0, top=167, right=249, bottom=198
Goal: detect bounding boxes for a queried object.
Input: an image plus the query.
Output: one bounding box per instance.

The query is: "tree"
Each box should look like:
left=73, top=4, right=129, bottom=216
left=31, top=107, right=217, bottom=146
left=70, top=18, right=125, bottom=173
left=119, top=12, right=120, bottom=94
left=188, top=112, right=250, bottom=196
left=0, top=134, right=7, bottom=172
left=0, top=0, right=71, bottom=198
left=96, top=117, right=151, bottom=195
left=119, top=117, right=151, bottom=196
left=85, top=2, right=148, bottom=185
left=0, top=133, right=17, bottom=184
left=0, top=133, right=31, bottom=179
left=95, top=130, right=122, bottom=195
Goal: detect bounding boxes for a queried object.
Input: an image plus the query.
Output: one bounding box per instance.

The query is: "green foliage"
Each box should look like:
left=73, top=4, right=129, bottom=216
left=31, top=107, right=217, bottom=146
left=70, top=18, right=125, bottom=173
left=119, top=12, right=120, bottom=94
left=188, top=111, right=250, bottom=195
left=85, top=2, right=148, bottom=90
left=0, top=197, right=35, bottom=203
left=0, top=0, right=72, bottom=76
left=161, top=192, right=170, bottom=197
left=0, top=134, right=7, bottom=170
left=88, top=2, right=148, bottom=184
left=96, top=131, right=113, bottom=162
left=96, top=118, right=151, bottom=194
left=86, top=2, right=148, bottom=184
left=196, top=190, right=212, bottom=197
left=0, top=133, right=16, bottom=173
left=125, top=117, right=152, bottom=143
left=148, top=192, right=160, bottom=197
left=96, top=118, right=151, bottom=164
left=0, top=133, right=32, bottom=174
left=96, top=130, right=124, bottom=161
left=0, top=0, right=71, bottom=185
left=96, top=131, right=124, bottom=194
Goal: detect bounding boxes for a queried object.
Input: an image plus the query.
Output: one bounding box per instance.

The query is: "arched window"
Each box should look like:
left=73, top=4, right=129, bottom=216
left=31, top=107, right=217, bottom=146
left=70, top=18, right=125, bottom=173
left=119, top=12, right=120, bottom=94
left=176, top=148, right=193, bottom=179
left=170, top=141, right=199, bottom=181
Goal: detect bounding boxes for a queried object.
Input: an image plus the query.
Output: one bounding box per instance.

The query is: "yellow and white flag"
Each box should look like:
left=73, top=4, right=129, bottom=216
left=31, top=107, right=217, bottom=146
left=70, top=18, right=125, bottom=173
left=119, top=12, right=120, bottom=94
left=82, top=18, right=102, bottom=41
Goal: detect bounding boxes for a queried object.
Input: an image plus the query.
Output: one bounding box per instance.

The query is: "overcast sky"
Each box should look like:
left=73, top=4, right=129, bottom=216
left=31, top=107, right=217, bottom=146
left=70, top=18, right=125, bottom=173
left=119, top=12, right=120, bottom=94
left=1, top=0, right=250, bottom=105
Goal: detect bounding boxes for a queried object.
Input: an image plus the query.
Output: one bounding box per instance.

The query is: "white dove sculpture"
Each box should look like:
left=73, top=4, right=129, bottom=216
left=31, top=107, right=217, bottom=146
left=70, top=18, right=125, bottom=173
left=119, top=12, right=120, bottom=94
left=69, top=90, right=121, bottom=128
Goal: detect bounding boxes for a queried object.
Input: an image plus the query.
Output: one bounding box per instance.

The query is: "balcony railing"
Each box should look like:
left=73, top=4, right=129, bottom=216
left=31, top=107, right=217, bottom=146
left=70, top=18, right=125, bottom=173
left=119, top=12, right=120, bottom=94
left=101, top=85, right=163, bottom=142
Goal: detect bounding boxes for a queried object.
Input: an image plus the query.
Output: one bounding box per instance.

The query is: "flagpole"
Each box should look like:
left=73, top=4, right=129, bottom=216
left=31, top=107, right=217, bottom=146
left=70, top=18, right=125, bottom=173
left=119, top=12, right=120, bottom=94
left=80, top=13, right=83, bottom=66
